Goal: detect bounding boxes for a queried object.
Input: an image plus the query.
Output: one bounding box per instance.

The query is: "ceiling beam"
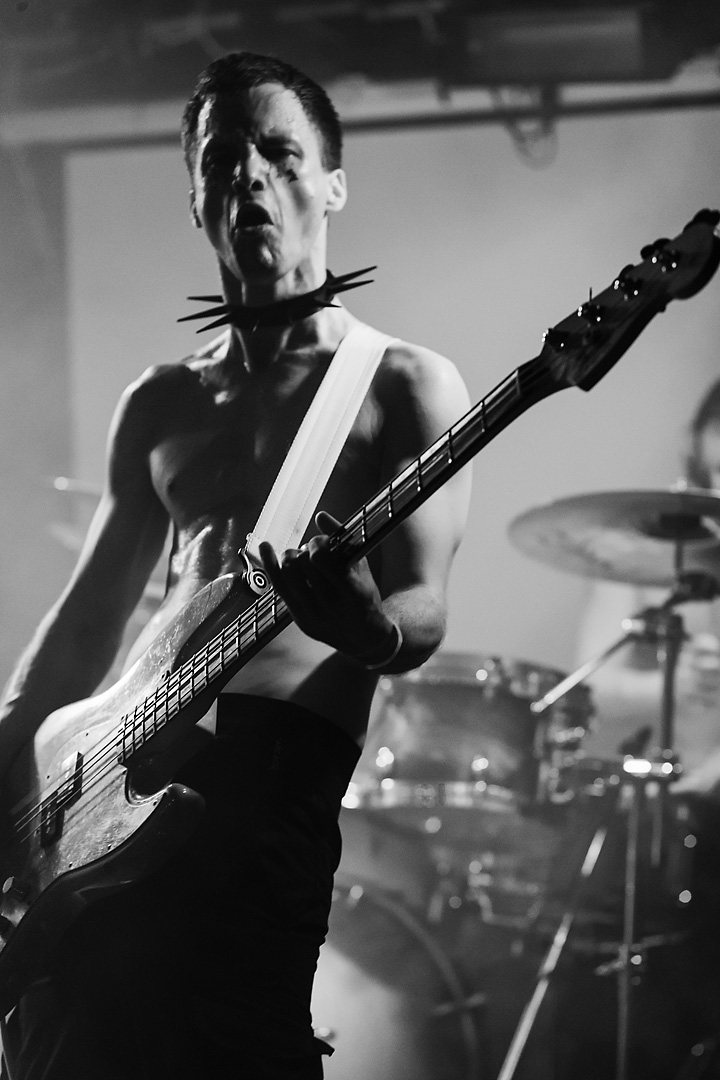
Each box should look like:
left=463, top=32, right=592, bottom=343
left=1, top=67, right=719, bottom=150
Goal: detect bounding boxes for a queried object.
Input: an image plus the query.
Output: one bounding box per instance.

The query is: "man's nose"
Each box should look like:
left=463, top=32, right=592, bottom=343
left=232, top=146, right=266, bottom=191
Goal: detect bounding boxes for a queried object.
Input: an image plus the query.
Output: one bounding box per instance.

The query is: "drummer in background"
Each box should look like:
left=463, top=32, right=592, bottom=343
left=574, top=375, right=720, bottom=797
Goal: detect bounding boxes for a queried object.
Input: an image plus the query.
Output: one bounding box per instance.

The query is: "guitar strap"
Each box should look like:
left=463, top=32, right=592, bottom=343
left=241, top=322, right=397, bottom=594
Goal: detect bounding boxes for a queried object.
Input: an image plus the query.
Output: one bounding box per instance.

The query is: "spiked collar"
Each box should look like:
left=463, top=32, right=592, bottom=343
left=179, top=266, right=375, bottom=334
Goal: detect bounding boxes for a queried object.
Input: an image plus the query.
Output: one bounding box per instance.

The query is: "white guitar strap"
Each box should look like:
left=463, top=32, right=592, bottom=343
left=241, top=322, right=397, bottom=594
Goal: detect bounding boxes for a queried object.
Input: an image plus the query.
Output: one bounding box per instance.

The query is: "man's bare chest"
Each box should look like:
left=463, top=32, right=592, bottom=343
left=148, top=383, right=383, bottom=532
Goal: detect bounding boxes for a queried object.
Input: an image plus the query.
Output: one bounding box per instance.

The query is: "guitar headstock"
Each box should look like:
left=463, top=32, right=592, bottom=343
left=539, top=208, right=720, bottom=393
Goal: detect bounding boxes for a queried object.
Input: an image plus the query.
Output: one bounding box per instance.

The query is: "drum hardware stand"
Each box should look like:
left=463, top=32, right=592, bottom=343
left=530, top=561, right=718, bottom=1080
left=613, top=765, right=652, bottom=1080
left=495, top=822, right=609, bottom=1080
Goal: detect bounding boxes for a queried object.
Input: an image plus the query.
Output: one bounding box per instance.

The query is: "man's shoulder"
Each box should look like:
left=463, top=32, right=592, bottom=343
left=122, top=341, right=223, bottom=405
left=369, top=329, right=468, bottom=414
left=381, top=336, right=455, bottom=374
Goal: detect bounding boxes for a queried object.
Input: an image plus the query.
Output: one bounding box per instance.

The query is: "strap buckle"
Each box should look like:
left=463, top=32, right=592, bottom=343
left=239, top=534, right=271, bottom=597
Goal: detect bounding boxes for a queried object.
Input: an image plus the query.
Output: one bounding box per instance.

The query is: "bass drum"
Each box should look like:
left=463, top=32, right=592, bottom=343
left=312, top=880, right=483, bottom=1080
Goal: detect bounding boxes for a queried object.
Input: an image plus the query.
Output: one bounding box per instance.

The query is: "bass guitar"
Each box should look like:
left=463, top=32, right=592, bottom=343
left=0, top=209, right=718, bottom=1013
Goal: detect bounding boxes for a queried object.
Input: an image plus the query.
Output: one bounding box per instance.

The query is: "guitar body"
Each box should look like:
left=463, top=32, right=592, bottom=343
left=0, top=572, right=253, bottom=1014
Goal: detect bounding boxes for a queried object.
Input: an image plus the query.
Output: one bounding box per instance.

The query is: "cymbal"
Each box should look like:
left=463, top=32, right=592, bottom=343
left=508, top=488, right=720, bottom=586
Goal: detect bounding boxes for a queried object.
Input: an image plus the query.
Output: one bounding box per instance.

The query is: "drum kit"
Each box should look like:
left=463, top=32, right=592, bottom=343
left=313, top=487, right=720, bottom=1080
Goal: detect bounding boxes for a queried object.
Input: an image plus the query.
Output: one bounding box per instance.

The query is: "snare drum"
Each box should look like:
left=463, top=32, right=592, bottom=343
left=348, top=651, right=594, bottom=847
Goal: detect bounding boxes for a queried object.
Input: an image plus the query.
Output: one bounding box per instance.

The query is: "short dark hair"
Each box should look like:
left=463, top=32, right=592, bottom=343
left=684, top=377, right=720, bottom=488
left=181, top=51, right=343, bottom=174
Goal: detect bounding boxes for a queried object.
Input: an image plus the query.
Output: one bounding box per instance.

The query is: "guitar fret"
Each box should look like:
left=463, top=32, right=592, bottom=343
left=204, top=639, right=221, bottom=673
left=137, top=704, right=148, bottom=748
left=207, top=650, right=224, bottom=680
left=168, top=678, right=181, bottom=713
left=126, top=708, right=138, bottom=754
left=218, top=633, right=238, bottom=667
left=141, top=696, right=157, bottom=740
left=129, top=712, right=140, bottom=752
left=121, top=714, right=133, bottom=759
left=239, top=623, right=258, bottom=651
left=190, top=663, right=207, bottom=694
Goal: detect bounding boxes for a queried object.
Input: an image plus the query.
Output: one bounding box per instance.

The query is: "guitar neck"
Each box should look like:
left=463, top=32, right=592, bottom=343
left=120, top=353, right=558, bottom=761
left=331, top=354, right=552, bottom=565
left=119, top=356, right=551, bottom=757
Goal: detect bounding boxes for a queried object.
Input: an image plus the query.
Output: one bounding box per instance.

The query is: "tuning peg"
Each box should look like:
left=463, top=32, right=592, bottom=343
left=614, top=264, right=642, bottom=299
left=655, top=247, right=679, bottom=270
left=577, top=300, right=604, bottom=323
left=542, top=326, right=572, bottom=349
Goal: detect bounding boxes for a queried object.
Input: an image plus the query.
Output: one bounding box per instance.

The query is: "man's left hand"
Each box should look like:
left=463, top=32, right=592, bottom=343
left=258, top=511, right=397, bottom=661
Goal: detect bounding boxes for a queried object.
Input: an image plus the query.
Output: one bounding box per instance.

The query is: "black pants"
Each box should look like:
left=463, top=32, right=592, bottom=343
left=1, top=695, right=360, bottom=1080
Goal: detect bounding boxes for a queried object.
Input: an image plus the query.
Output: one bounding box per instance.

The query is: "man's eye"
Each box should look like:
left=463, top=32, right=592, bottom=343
left=202, top=149, right=233, bottom=174
left=266, top=146, right=296, bottom=162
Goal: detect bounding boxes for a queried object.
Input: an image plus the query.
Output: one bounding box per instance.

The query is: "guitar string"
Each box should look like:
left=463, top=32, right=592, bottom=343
left=8, top=360, right=544, bottom=846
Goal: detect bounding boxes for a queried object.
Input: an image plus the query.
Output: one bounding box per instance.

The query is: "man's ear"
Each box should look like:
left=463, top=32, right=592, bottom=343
left=190, top=191, right=202, bottom=228
left=325, top=168, right=347, bottom=214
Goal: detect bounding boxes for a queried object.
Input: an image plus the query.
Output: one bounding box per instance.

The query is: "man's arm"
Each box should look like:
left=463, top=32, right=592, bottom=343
left=260, top=342, right=472, bottom=673
left=0, top=369, right=170, bottom=778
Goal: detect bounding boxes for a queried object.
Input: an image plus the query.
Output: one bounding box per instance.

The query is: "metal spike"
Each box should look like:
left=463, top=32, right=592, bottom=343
left=195, top=315, right=232, bottom=333
left=333, top=279, right=374, bottom=294
left=178, top=305, right=229, bottom=323
left=330, top=266, right=376, bottom=284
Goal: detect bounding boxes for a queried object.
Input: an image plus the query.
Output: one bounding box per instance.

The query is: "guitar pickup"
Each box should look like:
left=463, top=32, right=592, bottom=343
left=40, top=752, right=83, bottom=847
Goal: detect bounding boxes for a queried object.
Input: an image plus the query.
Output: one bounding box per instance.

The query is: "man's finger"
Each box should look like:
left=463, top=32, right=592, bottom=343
left=315, top=510, right=342, bottom=536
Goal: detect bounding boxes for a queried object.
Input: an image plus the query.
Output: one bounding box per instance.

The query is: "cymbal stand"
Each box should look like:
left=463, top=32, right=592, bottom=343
left=612, top=605, right=685, bottom=1080
left=617, top=771, right=643, bottom=1080
left=529, top=568, right=715, bottom=728
left=611, top=766, right=647, bottom=1080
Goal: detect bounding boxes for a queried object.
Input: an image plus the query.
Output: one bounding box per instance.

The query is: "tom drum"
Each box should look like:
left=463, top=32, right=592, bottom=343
left=348, top=651, right=594, bottom=849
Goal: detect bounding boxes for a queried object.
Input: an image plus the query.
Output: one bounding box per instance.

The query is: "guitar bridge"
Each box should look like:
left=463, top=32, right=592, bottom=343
left=40, top=752, right=84, bottom=847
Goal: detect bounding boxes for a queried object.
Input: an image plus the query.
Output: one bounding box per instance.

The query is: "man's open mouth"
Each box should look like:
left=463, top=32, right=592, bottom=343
left=236, top=203, right=273, bottom=230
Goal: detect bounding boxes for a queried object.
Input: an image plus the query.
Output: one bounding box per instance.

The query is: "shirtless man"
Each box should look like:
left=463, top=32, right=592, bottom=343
left=0, top=52, right=470, bottom=1079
